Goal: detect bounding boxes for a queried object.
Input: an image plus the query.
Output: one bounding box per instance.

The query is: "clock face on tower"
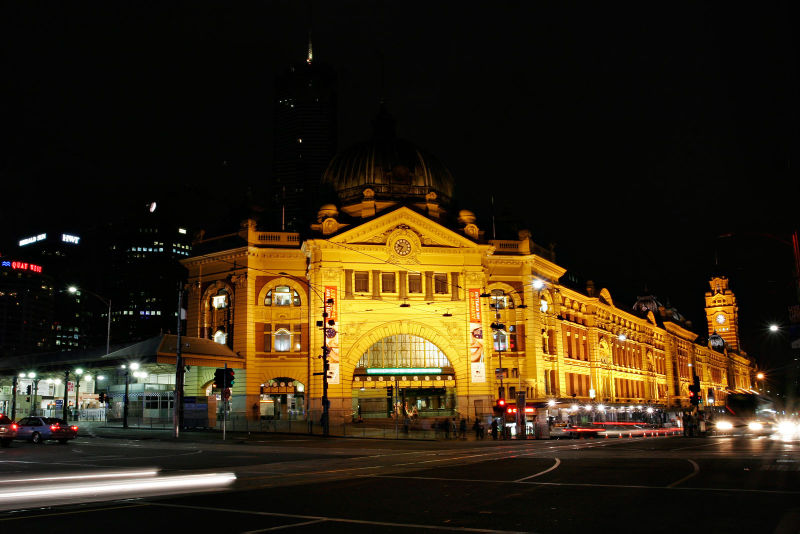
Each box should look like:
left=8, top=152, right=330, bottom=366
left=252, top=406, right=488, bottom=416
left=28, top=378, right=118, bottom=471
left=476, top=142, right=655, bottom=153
left=715, top=313, right=726, bottom=325
left=394, top=238, right=412, bottom=256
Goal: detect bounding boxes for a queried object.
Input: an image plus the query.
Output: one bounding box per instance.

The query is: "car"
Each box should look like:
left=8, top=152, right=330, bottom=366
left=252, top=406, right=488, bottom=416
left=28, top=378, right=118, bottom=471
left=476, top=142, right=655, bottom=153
left=15, top=416, right=78, bottom=444
left=0, top=414, right=18, bottom=447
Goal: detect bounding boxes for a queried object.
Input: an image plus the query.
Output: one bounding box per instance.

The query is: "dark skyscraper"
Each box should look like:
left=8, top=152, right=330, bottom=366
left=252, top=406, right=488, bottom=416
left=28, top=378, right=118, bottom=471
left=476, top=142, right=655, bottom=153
left=271, top=35, right=337, bottom=234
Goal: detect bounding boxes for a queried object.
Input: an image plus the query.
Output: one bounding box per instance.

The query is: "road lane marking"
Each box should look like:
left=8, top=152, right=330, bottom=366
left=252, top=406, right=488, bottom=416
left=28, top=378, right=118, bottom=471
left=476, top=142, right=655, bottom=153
left=666, top=459, right=699, bottom=488
left=145, top=501, right=531, bottom=533
left=368, top=473, right=800, bottom=495
left=515, top=458, right=561, bottom=482
left=0, top=503, right=146, bottom=522
left=242, top=519, right=329, bottom=532
left=672, top=442, right=720, bottom=451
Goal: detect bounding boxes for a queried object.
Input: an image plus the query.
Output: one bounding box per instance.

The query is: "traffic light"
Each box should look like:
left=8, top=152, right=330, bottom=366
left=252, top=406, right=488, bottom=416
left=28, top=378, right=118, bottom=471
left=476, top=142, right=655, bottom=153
left=26, top=385, right=31, bottom=395
left=224, top=368, right=235, bottom=388
left=688, top=375, right=701, bottom=406
left=213, top=368, right=225, bottom=390
left=493, top=398, right=506, bottom=416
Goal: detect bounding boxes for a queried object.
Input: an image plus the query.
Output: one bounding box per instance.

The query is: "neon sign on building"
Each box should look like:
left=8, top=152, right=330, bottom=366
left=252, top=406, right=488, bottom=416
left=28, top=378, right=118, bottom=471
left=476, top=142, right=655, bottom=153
left=19, top=234, right=46, bottom=247
left=61, top=234, right=81, bottom=244
left=1, top=260, right=43, bottom=273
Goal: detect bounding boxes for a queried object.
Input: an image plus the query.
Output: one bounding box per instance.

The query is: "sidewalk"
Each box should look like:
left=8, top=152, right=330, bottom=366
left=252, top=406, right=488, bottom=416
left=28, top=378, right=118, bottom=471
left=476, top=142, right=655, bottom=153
left=72, top=420, right=507, bottom=443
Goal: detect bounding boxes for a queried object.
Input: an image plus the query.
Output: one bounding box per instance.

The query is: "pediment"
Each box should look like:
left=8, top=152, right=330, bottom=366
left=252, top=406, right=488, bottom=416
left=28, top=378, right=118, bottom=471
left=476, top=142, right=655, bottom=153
left=328, top=206, right=482, bottom=250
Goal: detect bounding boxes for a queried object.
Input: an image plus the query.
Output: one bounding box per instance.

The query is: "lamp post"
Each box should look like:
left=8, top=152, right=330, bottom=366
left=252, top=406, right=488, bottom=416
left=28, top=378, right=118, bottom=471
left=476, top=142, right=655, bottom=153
left=74, top=368, right=83, bottom=420
left=278, top=272, right=326, bottom=430
left=10, top=375, right=18, bottom=420
left=27, top=372, right=39, bottom=416
left=122, top=362, right=139, bottom=429
left=68, top=286, right=111, bottom=356
left=321, top=298, right=335, bottom=437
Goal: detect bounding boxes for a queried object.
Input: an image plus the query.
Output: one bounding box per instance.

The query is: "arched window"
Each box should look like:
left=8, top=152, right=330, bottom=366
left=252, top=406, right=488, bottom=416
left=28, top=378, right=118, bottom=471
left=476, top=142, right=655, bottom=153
left=357, top=335, right=452, bottom=369
left=489, top=289, right=514, bottom=310
left=213, top=329, right=227, bottom=344
left=265, top=285, right=301, bottom=306
left=274, top=329, right=292, bottom=352
left=211, top=289, right=229, bottom=309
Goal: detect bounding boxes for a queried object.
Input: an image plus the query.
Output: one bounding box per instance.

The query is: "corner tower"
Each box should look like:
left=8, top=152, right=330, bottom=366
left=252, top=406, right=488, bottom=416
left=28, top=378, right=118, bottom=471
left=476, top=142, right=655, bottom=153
left=705, top=276, right=740, bottom=352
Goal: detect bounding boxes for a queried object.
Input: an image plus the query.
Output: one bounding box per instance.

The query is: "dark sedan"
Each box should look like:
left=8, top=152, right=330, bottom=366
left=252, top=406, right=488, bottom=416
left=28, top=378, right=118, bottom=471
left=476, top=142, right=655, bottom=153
left=0, top=414, right=18, bottom=447
left=15, top=417, right=78, bottom=444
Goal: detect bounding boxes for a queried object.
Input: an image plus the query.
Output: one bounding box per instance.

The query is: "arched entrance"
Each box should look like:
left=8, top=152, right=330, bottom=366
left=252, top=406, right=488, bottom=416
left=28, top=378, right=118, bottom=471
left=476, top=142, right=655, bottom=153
left=259, top=377, right=305, bottom=420
left=351, top=334, right=456, bottom=420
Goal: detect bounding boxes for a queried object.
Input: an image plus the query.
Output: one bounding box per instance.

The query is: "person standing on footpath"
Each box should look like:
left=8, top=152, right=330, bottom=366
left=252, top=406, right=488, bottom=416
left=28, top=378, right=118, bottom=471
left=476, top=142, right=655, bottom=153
left=459, top=417, right=467, bottom=439
left=491, top=418, right=498, bottom=440
left=473, top=418, right=482, bottom=439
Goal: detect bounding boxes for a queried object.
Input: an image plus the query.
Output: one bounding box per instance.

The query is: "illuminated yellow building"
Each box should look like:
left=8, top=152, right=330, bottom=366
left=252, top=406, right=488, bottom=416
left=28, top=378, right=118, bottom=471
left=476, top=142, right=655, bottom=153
left=181, top=122, right=755, bottom=425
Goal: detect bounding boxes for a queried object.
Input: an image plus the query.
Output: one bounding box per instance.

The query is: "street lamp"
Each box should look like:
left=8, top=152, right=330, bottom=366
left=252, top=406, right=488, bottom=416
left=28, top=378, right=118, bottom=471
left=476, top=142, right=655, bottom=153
left=68, top=286, right=111, bottom=356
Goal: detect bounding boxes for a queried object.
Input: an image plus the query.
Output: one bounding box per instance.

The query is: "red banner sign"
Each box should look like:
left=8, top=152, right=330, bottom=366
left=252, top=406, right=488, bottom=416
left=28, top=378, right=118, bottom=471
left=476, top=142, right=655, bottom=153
left=324, top=286, right=337, bottom=321
left=469, top=288, right=481, bottom=323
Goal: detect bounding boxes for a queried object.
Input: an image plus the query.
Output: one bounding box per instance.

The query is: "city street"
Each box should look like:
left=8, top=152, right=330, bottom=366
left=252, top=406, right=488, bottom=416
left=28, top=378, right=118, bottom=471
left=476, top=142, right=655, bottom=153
left=1, top=432, right=798, bottom=532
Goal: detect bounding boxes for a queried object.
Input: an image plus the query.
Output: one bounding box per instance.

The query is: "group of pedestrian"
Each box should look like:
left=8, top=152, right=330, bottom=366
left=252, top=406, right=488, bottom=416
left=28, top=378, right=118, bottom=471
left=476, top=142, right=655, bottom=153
left=437, top=417, right=470, bottom=439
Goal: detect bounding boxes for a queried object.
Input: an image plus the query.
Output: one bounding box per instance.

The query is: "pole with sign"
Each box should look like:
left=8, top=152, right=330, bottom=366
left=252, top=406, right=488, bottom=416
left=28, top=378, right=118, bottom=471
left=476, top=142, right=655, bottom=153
left=223, top=362, right=228, bottom=441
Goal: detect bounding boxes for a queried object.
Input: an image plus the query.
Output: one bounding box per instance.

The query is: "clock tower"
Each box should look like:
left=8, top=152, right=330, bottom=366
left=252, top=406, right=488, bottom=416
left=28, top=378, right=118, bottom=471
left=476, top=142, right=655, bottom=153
left=704, top=276, right=740, bottom=351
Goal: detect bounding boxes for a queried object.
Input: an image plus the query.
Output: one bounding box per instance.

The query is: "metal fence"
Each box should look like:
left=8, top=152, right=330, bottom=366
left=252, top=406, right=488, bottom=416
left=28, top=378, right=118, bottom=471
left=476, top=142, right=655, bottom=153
left=80, top=408, right=469, bottom=440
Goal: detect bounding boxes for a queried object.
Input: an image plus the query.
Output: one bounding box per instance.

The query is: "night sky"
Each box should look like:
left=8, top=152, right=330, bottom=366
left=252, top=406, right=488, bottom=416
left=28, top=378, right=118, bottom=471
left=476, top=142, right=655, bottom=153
left=2, top=2, right=797, bottom=370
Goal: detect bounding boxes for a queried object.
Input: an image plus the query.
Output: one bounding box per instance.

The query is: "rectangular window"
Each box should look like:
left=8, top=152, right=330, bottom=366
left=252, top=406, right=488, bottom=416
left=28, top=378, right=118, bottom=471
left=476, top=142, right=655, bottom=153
left=144, top=395, right=159, bottom=410
left=508, top=325, right=517, bottom=351
left=381, top=272, right=396, bottom=293
left=434, top=273, right=448, bottom=294
left=354, top=271, right=369, bottom=292
left=293, top=324, right=302, bottom=351
left=407, top=273, right=422, bottom=293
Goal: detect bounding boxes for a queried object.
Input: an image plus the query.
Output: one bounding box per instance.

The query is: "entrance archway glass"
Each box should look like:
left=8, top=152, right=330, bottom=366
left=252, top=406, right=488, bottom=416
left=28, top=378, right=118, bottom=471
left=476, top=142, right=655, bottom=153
left=353, top=334, right=456, bottom=420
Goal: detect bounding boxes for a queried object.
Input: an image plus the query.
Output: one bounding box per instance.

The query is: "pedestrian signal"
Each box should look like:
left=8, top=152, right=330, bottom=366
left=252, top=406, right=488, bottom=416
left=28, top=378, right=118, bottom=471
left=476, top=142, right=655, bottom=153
left=213, top=368, right=225, bottom=390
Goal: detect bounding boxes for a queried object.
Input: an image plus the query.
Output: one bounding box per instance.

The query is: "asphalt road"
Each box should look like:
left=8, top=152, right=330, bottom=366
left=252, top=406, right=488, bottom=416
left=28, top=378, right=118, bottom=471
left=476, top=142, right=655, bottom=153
left=1, top=433, right=798, bottom=533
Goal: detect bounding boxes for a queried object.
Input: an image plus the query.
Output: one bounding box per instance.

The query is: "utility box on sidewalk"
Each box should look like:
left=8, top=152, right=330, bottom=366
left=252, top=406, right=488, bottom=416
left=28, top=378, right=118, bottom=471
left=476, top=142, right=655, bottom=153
left=534, top=419, right=550, bottom=439
left=184, top=396, right=217, bottom=429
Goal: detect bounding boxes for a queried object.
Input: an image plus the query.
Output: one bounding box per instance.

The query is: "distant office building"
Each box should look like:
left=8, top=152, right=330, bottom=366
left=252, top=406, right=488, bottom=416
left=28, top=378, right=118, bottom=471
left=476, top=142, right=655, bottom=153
left=100, top=200, right=191, bottom=345
left=271, top=37, right=337, bottom=234
left=0, top=258, right=54, bottom=357
left=9, top=200, right=191, bottom=354
left=14, top=230, right=88, bottom=351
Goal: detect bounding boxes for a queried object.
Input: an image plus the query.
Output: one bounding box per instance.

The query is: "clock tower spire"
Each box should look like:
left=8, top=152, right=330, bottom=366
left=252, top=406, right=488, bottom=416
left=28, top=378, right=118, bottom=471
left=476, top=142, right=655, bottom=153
left=704, top=276, right=740, bottom=351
